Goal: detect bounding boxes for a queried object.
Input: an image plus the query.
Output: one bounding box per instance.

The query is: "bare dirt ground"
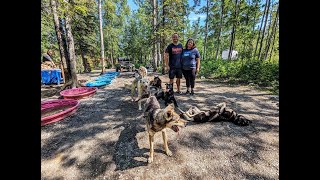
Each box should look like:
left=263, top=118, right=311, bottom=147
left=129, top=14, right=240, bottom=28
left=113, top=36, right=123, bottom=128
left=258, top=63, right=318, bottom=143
left=41, top=69, right=279, bottom=180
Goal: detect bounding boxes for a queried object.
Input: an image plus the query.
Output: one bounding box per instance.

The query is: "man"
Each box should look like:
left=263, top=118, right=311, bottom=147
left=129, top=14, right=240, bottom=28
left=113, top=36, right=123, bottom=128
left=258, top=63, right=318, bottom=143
left=164, top=33, right=183, bottom=94
left=42, top=49, right=56, bottom=68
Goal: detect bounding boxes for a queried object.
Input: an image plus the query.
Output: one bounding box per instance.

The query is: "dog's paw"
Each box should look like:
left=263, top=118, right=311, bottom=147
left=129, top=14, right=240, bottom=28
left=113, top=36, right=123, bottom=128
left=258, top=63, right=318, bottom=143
left=148, top=157, right=153, bottom=163
left=166, top=150, right=172, bottom=156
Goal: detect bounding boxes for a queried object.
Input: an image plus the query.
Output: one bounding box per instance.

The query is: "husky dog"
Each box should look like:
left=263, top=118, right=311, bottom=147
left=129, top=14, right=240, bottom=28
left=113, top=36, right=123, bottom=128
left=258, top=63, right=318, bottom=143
left=135, top=78, right=151, bottom=110
left=159, top=83, right=178, bottom=107
left=138, top=66, right=148, bottom=78
left=126, top=66, right=150, bottom=105
left=177, top=102, right=252, bottom=126
left=143, top=96, right=187, bottom=163
left=149, top=75, right=162, bottom=89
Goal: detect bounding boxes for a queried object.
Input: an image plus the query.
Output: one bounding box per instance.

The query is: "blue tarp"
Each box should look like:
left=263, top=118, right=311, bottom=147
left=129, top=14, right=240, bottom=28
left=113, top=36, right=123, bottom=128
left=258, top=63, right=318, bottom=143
left=41, top=69, right=62, bottom=85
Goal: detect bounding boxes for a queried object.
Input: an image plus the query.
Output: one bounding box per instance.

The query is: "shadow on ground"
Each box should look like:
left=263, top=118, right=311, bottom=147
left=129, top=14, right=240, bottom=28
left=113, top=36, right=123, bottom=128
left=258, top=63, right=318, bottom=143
left=41, top=71, right=279, bottom=179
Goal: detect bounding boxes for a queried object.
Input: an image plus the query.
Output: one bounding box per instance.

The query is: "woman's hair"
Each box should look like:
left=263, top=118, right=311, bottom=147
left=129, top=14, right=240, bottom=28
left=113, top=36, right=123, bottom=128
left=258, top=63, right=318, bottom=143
left=185, top=38, right=196, bottom=49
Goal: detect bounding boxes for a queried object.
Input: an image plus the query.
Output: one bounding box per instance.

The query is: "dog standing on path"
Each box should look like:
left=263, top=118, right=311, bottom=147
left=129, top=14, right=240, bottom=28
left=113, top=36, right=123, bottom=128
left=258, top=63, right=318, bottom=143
left=143, top=96, right=187, bottom=163
left=127, top=66, right=149, bottom=103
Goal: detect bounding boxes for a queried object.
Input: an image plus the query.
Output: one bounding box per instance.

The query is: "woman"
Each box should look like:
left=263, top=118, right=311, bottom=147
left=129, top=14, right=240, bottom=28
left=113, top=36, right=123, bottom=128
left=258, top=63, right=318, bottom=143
left=181, top=38, right=200, bottom=95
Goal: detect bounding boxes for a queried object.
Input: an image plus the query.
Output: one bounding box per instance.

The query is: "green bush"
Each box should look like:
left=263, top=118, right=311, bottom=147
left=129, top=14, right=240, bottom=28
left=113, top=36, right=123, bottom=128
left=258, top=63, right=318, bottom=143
left=199, top=59, right=279, bottom=91
left=105, top=62, right=112, bottom=69
left=134, top=63, right=146, bottom=69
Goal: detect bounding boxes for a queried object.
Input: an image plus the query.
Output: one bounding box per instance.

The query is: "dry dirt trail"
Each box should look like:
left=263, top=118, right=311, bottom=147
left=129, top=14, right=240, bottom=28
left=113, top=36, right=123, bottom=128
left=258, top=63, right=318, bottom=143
left=41, top=69, right=279, bottom=180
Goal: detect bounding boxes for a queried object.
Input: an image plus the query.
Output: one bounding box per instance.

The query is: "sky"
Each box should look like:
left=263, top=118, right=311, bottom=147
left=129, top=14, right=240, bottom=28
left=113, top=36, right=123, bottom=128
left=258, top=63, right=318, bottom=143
left=126, top=0, right=278, bottom=27
left=127, top=0, right=206, bottom=26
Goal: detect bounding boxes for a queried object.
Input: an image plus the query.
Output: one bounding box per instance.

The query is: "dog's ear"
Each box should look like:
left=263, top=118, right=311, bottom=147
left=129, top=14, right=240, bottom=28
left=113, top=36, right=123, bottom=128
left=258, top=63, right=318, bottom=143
left=165, top=103, right=174, bottom=111
left=168, top=103, right=175, bottom=108
left=164, top=104, right=174, bottom=118
left=165, top=108, right=173, bottom=120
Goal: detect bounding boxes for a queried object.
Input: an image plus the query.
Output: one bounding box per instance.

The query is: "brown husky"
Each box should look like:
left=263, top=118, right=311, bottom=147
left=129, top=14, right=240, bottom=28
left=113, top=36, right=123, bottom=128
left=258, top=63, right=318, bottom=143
left=143, top=96, right=187, bottom=163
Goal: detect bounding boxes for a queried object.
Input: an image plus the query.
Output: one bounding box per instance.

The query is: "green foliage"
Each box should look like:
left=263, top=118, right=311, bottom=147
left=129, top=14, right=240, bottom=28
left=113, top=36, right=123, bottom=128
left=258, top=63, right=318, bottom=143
left=41, top=0, right=279, bottom=88
left=72, top=0, right=99, bottom=60
left=105, top=62, right=113, bottom=69
left=134, top=62, right=146, bottom=69
left=199, top=59, right=278, bottom=91
left=41, top=0, right=59, bottom=59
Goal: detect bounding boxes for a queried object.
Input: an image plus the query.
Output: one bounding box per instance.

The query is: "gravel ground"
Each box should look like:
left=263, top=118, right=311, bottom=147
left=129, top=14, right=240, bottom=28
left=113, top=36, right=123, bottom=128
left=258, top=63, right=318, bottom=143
left=41, top=69, right=279, bottom=180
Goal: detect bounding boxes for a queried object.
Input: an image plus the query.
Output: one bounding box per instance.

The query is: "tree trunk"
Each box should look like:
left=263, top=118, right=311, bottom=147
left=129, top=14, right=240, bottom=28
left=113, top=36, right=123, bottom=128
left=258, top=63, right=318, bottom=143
left=269, top=11, right=278, bottom=61
left=99, top=0, right=105, bottom=74
left=157, top=41, right=161, bottom=72
left=152, top=0, right=158, bottom=71
left=263, top=1, right=273, bottom=59
left=112, top=47, right=115, bottom=67
left=249, top=0, right=259, bottom=59
left=228, top=0, right=238, bottom=60
left=203, top=0, right=209, bottom=61
left=161, top=0, right=166, bottom=74
left=144, top=54, right=147, bottom=64
left=241, top=0, right=251, bottom=60
left=50, top=0, right=70, bottom=82
left=64, top=11, right=79, bottom=88
left=215, top=0, right=224, bottom=60
left=228, top=18, right=235, bottom=60
left=240, top=14, right=248, bottom=59
left=253, top=0, right=268, bottom=60
left=253, top=0, right=268, bottom=57
left=60, top=18, right=73, bottom=81
left=156, top=0, right=160, bottom=71
left=80, top=45, right=91, bottom=72
left=257, top=0, right=271, bottom=60
left=264, top=4, right=278, bottom=61
left=111, top=43, right=114, bottom=68
left=50, top=0, right=66, bottom=67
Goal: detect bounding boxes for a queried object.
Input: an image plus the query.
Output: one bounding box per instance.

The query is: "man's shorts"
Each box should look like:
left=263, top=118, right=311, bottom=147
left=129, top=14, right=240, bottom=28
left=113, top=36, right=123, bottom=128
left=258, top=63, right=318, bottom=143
left=169, top=68, right=182, bottom=79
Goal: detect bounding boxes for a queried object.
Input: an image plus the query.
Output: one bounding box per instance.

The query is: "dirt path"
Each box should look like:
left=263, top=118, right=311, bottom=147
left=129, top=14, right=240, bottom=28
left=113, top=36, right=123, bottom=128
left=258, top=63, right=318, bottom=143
left=41, top=69, right=279, bottom=180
